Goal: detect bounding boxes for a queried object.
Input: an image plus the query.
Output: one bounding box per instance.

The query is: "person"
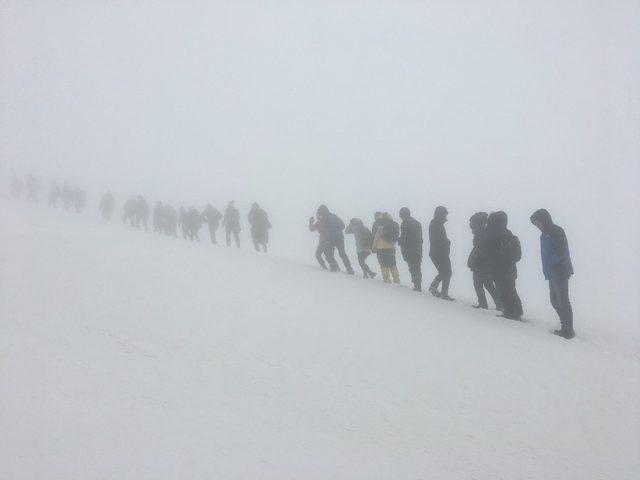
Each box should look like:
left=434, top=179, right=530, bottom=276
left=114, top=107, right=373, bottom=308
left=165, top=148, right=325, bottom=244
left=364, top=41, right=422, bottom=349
left=48, top=181, right=61, bottom=207
left=153, top=201, right=164, bottom=233
left=185, top=208, right=202, bottom=241
left=468, top=212, right=502, bottom=310
left=530, top=209, right=575, bottom=339
left=99, top=191, right=115, bottom=220
left=248, top=203, right=271, bottom=253
left=136, top=196, right=149, bottom=230
left=487, top=211, right=523, bottom=321
left=316, top=205, right=354, bottom=274
left=201, top=204, right=222, bottom=244
left=25, top=175, right=40, bottom=202
left=223, top=201, right=241, bottom=247
left=371, top=212, right=401, bottom=283
left=122, top=198, right=138, bottom=226
left=428, top=206, right=453, bottom=300
left=345, top=218, right=376, bottom=279
left=309, top=215, right=329, bottom=269
left=10, top=176, right=23, bottom=198
left=178, top=207, right=188, bottom=239
left=163, top=204, right=178, bottom=237
left=62, top=182, right=74, bottom=210
left=398, top=207, right=423, bottom=291
left=73, top=187, right=86, bottom=213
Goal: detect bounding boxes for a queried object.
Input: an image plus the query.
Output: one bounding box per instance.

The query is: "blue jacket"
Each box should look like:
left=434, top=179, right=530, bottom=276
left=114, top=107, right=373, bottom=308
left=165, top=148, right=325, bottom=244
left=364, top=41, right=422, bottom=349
left=540, top=225, right=574, bottom=280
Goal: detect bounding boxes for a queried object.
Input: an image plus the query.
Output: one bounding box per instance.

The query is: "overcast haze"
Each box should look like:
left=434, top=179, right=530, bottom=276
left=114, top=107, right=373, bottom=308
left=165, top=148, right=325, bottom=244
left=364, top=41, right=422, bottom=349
left=2, top=1, right=639, bottom=337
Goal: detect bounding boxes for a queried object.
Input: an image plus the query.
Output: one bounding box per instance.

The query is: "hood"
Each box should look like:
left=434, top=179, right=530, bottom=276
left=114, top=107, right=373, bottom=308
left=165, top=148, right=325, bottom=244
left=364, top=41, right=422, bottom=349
left=433, top=206, right=448, bottom=222
left=382, top=212, right=393, bottom=221
left=469, top=212, right=488, bottom=229
left=317, top=205, right=329, bottom=217
left=399, top=207, right=411, bottom=220
left=488, top=211, right=508, bottom=231
left=350, top=218, right=364, bottom=227
left=530, top=208, right=553, bottom=229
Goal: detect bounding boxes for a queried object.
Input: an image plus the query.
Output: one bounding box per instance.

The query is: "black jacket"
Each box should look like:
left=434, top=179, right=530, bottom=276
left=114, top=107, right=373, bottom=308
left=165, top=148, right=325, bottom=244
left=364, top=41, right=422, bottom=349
left=429, top=219, right=450, bottom=258
left=468, top=227, right=492, bottom=277
left=399, top=217, right=423, bottom=259
left=322, top=212, right=346, bottom=242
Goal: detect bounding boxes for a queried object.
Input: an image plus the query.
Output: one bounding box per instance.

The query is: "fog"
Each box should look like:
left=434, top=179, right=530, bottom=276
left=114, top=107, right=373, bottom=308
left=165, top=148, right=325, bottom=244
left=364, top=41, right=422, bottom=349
left=2, top=1, right=639, bottom=338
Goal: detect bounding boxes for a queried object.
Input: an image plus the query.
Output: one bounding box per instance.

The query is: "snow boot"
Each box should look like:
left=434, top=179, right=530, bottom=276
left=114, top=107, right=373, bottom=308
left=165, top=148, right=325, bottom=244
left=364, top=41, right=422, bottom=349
left=381, top=267, right=392, bottom=283
left=473, top=304, right=488, bottom=309
left=390, top=266, right=400, bottom=284
left=553, top=329, right=575, bottom=340
left=428, top=286, right=440, bottom=297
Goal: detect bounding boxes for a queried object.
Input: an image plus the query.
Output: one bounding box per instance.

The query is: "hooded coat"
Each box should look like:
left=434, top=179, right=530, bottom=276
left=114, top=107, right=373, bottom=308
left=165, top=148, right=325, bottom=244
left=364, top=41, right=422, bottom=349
left=530, top=209, right=574, bottom=280
left=429, top=206, right=450, bottom=258
left=372, top=213, right=399, bottom=251
left=399, top=215, right=423, bottom=260
left=487, top=211, right=521, bottom=280
left=467, top=212, right=492, bottom=278
left=317, top=205, right=346, bottom=243
left=248, top=204, right=271, bottom=243
left=345, top=219, right=373, bottom=253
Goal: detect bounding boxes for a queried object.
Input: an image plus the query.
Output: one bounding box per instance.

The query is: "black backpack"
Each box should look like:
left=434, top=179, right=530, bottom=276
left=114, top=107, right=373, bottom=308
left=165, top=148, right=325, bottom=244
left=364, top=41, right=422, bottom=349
left=381, top=221, right=400, bottom=243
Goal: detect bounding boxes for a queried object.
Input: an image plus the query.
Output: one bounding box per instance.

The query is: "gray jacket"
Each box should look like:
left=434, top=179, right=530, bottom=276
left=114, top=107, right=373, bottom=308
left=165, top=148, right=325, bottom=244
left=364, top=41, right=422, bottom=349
left=345, top=222, right=373, bottom=253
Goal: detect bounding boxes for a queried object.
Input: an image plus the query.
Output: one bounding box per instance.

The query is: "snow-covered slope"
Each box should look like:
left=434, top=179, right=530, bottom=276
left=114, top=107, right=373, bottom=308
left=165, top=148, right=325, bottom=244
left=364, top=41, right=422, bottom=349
left=1, top=201, right=639, bottom=479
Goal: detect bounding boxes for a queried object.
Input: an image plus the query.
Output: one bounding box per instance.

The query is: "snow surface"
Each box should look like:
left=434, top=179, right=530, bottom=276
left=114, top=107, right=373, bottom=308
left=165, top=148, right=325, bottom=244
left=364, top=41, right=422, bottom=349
left=1, top=201, right=639, bottom=479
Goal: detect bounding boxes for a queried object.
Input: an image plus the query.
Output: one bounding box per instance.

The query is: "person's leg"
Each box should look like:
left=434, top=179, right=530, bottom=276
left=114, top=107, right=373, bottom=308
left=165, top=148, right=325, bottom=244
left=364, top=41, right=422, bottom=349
left=252, top=231, right=260, bottom=252
left=550, top=277, right=573, bottom=333
left=325, top=243, right=339, bottom=271
left=429, top=255, right=442, bottom=293
left=315, top=244, right=328, bottom=269
left=440, top=257, right=452, bottom=298
left=389, top=251, right=400, bottom=284
left=499, top=277, right=521, bottom=319
left=484, top=279, right=502, bottom=310
left=358, top=252, right=369, bottom=277
left=233, top=229, right=240, bottom=247
left=336, top=238, right=354, bottom=273
left=377, top=252, right=391, bottom=283
left=473, top=273, right=488, bottom=308
left=226, top=228, right=231, bottom=246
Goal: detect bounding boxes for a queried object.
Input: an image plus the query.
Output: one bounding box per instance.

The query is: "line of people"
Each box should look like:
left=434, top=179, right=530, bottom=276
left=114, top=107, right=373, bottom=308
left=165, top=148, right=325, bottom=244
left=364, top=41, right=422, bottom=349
left=310, top=205, right=575, bottom=339
left=11, top=175, right=87, bottom=213
left=100, top=191, right=272, bottom=252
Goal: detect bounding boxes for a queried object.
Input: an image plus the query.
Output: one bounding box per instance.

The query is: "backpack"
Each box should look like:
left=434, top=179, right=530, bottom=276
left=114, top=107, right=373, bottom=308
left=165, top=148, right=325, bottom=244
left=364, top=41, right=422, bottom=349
left=381, top=221, right=400, bottom=243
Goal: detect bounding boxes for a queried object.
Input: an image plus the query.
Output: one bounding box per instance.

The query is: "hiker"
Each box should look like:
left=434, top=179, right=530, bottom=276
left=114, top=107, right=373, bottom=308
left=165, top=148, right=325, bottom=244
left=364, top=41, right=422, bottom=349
left=201, top=204, right=223, bottom=244
left=530, top=209, right=575, bottom=339
left=468, top=212, right=502, bottom=310
left=345, top=218, right=376, bottom=278
left=223, top=201, right=241, bottom=247
left=316, top=205, right=354, bottom=274
left=428, top=206, right=453, bottom=300
left=398, top=207, right=423, bottom=291
left=99, top=191, right=115, bottom=220
left=487, top=211, right=523, bottom=321
left=248, top=203, right=271, bottom=253
left=371, top=212, right=400, bottom=284
left=309, top=215, right=329, bottom=270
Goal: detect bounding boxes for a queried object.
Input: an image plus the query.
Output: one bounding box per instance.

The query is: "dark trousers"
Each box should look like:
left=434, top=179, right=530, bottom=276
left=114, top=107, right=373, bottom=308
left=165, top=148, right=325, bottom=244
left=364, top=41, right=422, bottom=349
left=316, top=243, right=328, bottom=269
left=473, top=272, right=501, bottom=309
left=209, top=226, right=218, bottom=244
left=226, top=227, right=240, bottom=247
left=549, top=277, right=573, bottom=332
left=429, top=254, right=451, bottom=295
left=325, top=237, right=353, bottom=272
left=495, top=275, right=523, bottom=318
left=405, top=255, right=422, bottom=290
left=357, top=251, right=375, bottom=278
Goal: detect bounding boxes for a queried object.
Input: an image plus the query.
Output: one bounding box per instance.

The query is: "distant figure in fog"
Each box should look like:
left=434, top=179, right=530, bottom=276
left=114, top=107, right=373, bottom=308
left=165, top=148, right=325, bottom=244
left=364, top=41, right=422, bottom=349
left=487, top=211, right=523, bottom=321
left=530, top=209, right=575, bottom=339
left=428, top=206, right=453, bottom=300
left=10, top=176, right=23, bottom=198
left=25, top=175, right=40, bottom=202
left=371, top=212, right=401, bottom=284
left=185, top=208, right=202, bottom=241
left=178, top=207, right=188, bottom=239
left=48, top=182, right=61, bottom=207
left=73, top=187, right=86, bottom=213
left=345, top=218, right=376, bottom=279
left=223, top=201, right=241, bottom=248
left=62, top=182, right=74, bottom=210
left=122, top=198, right=138, bottom=227
left=316, top=205, right=354, bottom=274
left=201, top=204, right=222, bottom=244
left=468, top=212, right=502, bottom=310
left=248, top=203, right=271, bottom=253
left=398, top=207, right=423, bottom=291
left=99, top=191, right=115, bottom=220
left=309, top=215, right=328, bottom=270
left=136, top=196, right=149, bottom=230
left=163, top=204, right=178, bottom=237
left=153, top=201, right=164, bottom=233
